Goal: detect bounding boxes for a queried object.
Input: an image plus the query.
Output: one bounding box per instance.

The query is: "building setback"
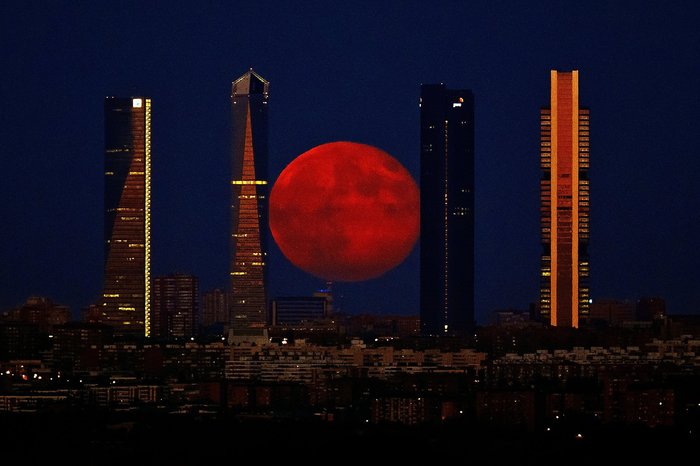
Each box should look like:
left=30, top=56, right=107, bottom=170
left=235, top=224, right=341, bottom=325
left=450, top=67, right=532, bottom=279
left=101, top=97, right=151, bottom=336
left=419, top=84, right=475, bottom=336
left=539, top=70, right=590, bottom=327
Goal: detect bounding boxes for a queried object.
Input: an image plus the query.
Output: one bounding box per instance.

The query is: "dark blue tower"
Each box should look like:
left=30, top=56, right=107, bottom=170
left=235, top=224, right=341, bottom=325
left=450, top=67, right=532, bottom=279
left=419, top=84, right=475, bottom=336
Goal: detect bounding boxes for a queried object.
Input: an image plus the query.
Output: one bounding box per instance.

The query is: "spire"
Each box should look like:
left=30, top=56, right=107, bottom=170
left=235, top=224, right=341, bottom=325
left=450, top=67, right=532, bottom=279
left=232, top=69, right=269, bottom=97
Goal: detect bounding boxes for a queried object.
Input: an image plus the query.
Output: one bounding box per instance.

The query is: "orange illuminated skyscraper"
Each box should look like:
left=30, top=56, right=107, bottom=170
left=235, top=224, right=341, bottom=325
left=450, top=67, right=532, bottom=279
left=539, top=70, right=590, bottom=327
left=101, top=97, right=151, bottom=336
left=229, top=69, right=269, bottom=341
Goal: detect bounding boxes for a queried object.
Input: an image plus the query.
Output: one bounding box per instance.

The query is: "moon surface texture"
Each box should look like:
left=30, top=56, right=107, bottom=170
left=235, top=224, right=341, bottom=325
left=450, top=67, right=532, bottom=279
left=269, top=141, right=419, bottom=282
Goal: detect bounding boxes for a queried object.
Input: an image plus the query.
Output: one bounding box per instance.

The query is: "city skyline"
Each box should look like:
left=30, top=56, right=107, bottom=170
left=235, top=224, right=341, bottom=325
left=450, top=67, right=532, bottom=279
left=2, top=2, right=700, bottom=322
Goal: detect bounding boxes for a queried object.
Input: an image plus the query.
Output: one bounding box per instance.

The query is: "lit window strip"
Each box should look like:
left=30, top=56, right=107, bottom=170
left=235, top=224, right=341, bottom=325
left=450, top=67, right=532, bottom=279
left=231, top=180, right=267, bottom=185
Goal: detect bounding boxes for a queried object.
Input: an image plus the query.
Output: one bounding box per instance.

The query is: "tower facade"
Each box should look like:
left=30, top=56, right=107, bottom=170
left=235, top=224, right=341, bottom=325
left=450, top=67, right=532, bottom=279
left=419, top=84, right=475, bottom=336
left=101, top=97, right=151, bottom=336
left=229, top=69, right=269, bottom=339
left=539, top=70, right=590, bottom=327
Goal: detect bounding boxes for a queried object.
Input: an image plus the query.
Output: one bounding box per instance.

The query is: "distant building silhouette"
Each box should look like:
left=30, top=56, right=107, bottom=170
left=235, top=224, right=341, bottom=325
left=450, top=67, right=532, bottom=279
left=636, top=297, right=666, bottom=320
left=539, top=70, right=590, bottom=327
left=0, top=322, right=43, bottom=360
left=100, top=96, right=152, bottom=336
left=229, top=69, right=269, bottom=342
left=419, top=83, right=475, bottom=336
left=344, top=314, right=420, bottom=338
left=151, top=274, right=199, bottom=339
left=3, top=296, right=69, bottom=333
left=271, top=297, right=328, bottom=326
left=312, top=282, right=335, bottom=314
left=52, top=322, right=114, bottom=372
left=201, top=288, right=230, bottom=328
left=494, top=308, right=535, bottom=328
left=589, top=299, right=635, bottom=326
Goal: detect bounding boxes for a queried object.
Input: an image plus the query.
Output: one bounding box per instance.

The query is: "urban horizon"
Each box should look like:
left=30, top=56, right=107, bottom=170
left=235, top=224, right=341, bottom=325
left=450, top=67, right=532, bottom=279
left=2, top=69, right=694, bottom=326
left=3, top=2, right=699, bottom=323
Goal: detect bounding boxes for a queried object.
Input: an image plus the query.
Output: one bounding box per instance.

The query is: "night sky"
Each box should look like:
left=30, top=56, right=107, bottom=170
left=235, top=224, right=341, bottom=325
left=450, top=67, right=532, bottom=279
left=2, top=1, right=699, bottom=323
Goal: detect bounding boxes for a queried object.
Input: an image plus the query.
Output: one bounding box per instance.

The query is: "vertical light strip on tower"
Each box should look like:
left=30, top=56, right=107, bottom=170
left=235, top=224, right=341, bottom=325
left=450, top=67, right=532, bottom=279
left=144, top=98, right=152, bottom=337
left=549, top=70, right=559, bottom=326
left=443, top=120, right=449, bottom=333
left=539, top=104, right=552, bottom=322
left=571, top=72, right=579, bottom=328
left=578, top=103, right=591, bottom=322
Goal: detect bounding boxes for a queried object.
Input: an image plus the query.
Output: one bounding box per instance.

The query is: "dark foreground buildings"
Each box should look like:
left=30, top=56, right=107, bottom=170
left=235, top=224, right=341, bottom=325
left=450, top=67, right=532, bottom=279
left=419, top=84, right=475, bottom=336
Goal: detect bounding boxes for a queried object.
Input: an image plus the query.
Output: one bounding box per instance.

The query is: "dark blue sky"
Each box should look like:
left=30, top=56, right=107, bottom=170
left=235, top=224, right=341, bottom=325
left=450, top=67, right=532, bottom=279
left=1, top=1, right=699, bottom=323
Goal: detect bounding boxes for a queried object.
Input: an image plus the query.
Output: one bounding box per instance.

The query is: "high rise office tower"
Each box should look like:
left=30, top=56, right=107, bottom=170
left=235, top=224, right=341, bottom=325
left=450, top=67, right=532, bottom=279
left=539, top=70, right=590, bottom=327
left=151, top=274, right=199, bottom=339
left=101, top=96, right=151, bottom=336
left=419, top=84, right=475, bottom=336
left=229, top=69, right=269, bottom=340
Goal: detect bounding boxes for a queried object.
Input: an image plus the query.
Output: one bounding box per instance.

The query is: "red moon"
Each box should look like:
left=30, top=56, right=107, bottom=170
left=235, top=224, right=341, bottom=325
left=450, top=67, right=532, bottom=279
left=269, top=141, right=419, bottom=282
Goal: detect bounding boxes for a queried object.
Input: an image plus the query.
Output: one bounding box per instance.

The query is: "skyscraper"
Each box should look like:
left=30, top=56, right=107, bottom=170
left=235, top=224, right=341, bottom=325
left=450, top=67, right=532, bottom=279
left=101, top=96, right=151, bottom=336
left=419, top=84, right=475, bottom=336
left=229, top=69, right=269, bottom=340
left=539, top=70, right=590, bottom=327
left=151, top=274, right=199, bottom=339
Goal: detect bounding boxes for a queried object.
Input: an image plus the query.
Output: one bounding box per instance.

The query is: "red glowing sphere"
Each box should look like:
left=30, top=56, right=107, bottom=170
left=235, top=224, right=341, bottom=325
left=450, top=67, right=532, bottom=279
left=269, top=141, right=419, bottom=282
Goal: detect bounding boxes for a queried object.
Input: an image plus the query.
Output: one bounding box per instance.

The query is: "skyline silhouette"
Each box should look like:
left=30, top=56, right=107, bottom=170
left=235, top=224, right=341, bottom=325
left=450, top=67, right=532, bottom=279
left=2, top=2, right=699, bottom=322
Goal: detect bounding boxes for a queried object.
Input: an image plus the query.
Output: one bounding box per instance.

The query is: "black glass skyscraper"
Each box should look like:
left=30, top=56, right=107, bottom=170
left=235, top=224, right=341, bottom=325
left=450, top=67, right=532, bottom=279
left=102, top=96, right=151, bottom=336
left=419, top=84, right=474, bottom=336
left=229, top=69, right=269, bottom=340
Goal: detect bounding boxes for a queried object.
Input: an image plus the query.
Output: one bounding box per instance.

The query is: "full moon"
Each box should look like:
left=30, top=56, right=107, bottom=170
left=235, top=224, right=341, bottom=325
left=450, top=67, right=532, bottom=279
left=269, top=141, right=419, bottom=282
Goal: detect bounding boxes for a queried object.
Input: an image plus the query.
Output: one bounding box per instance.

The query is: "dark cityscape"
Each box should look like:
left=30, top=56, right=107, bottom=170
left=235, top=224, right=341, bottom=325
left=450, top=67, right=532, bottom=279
left=2, top=2, right=699, bottom=463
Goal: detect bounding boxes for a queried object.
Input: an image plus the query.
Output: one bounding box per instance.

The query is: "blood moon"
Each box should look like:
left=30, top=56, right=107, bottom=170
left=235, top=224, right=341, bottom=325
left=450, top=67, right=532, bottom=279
left=269, top=141, right=419, bottom=282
